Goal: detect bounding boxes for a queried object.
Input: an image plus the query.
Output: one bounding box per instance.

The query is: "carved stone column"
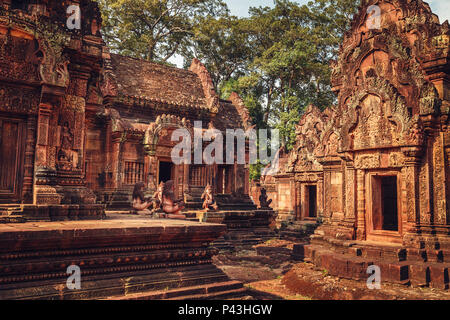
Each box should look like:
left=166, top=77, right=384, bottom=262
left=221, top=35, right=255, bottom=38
left=34, top=103, right=62, bottom=205
left=356, top=169, right=366, bottom=240
left=445, top=144, right=450, bottom=225
left=402, top=146, right=423, bottom=225
left=345, top=163, right=356, bottom=220
left=111, top=132, right=123, bottom=189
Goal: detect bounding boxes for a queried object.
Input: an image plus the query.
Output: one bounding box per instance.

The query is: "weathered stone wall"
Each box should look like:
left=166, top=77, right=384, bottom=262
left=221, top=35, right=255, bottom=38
left=0, top=0, right=253, bottom=212
left=270, top=0, right=450, bottom=248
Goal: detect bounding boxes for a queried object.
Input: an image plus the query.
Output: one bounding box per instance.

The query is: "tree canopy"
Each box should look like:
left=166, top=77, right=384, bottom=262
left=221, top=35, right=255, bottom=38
left=98, top=0, right=359, bottom=178
left=98, top=0, right=228, bottom=62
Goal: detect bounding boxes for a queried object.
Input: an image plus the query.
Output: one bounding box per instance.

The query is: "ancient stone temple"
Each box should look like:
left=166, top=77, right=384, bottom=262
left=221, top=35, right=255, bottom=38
left=0, top=0, right=251, bottom=221
left=0, top=0, right=256, bottom=299
left=268, top=0, right=450, bottom=288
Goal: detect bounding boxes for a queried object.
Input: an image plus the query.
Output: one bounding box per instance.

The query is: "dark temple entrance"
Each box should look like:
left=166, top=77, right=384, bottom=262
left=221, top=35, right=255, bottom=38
left=158, top=161, right=174, bottom=183
left=217, top=165, right=232, bottom=194
left=372, top=175, right=399, bottom=232
left=307, top=185, right=317, bottom=218
left=381, top=176, right=398, bottom=231
left=0, top=116, right=26, bottom=203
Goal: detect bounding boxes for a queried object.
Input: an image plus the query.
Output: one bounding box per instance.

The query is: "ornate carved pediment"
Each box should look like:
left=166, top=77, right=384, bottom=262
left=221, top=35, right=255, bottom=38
left=340, top=76, right=414, bottom=150
left=144, top=114, right=193, bottom=156
left=287, top=105, right=325, bottom=172
left=332, top=0, right=446, bottom=123
left=0, top=3, right=102, bottom=89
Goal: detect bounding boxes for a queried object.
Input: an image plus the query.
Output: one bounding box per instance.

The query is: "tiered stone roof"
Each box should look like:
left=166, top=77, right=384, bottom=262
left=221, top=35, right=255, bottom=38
left=109, top=54, right=209, bottom=110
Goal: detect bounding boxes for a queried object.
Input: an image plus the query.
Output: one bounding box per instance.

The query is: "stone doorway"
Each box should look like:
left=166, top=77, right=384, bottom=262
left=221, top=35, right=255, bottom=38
left=298, top=184, right=318, bottom=220
left=367, top=172, right=402, bottom=242
left=217, top=165, right=232, bottom=194
left=0, top=115, right=26, bottom=204
left=158, top=161, right=174, bottom=184
left=307, top=185, right=317, bottom=218
left=379, top=176, right=398, bottom=231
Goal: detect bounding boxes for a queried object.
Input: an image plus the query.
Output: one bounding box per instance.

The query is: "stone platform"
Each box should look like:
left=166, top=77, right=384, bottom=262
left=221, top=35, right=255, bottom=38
left=279, top=219, right=320, bottom=241
left=0, top=218, right=246, bottom=300
left=201, top=209, right=278, bottom=250
left=293, top=237, right=450, bottom=290
left=0, top=204, right=105, bottom=223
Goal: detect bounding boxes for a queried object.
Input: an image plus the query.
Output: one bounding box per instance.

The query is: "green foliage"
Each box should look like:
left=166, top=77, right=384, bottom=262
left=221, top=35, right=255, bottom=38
left=182, top=14, right=252, bottom=88
left=276, top=108, right=301, bottom=151
left=97, top=0, right=360, bottom=178
left=98, top=0, right=227, bottom=62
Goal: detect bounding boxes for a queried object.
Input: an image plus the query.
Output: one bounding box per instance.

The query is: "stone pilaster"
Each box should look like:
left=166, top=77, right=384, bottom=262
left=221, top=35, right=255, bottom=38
left=111, top=132, right=124, bottom=189
left=356, top=169, right=366, bottom=240
left=445, top=144, right=450, bottom=225
left=22, top=114, right=37, bottom=203
left=431, top=133, right=448, bottom=225
left=345, top=163, right=356, bottom=220
left=316, top=174, right=324, bottom=218
left=323, top=169, right=332, bottom=219
left=34, top=103, right=61, bottom=205
left=402, top=146, right=423, bottom=225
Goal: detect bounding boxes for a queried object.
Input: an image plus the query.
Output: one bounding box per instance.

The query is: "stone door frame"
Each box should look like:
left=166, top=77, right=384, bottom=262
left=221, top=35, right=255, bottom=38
left=299, top=183, right=319, bottom=221
left=364, top=169, right=403, bottom=243
left=0, top=113, right=27, bottom=203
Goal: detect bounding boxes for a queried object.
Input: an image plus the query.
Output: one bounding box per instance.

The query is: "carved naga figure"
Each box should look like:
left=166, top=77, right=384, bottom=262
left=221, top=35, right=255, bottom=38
left=201, top=184, right=218, bottom=212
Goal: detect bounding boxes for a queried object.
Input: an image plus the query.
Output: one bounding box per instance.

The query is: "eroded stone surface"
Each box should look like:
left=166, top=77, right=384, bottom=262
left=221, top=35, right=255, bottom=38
left=253, top=0, right=450, bottom=288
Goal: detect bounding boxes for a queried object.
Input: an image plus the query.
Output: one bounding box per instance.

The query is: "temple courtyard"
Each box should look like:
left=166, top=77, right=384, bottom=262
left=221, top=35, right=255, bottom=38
left=0, top=0, right=449, bottom=300
left=0, top=214, right=448, bottom=300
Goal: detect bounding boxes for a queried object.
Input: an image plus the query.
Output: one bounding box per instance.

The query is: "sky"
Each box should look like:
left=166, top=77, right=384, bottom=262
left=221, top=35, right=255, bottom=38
left=170, top=0, right=450, bottom=67
left=225, top=0, right=449, bottom=22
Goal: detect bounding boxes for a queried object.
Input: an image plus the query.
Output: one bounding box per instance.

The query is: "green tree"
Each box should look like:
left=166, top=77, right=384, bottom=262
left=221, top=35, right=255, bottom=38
left=182, top=14, right=252, bottom=89
left=97, top=0, right=359, bottom=152
left=98, top=0, right=227, bottom=62
left=230, top=0, right=358, bottom=149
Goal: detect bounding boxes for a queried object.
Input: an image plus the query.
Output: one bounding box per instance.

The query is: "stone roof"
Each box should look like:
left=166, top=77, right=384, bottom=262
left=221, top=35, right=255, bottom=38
left=109, top=54, right=208, bottom=110
left=214, top=100, right=246, bottom=132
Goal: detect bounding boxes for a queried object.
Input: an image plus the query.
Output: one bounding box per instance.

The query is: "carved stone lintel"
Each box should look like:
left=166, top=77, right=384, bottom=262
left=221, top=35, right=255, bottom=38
left=354, top=154, right=380, bottom=169
left=402, top=146, right=424, bottom=165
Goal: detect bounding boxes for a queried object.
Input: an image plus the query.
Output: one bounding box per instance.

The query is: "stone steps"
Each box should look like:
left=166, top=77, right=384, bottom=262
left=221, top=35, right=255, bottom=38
left=105, top=280, right=246, bottom=300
